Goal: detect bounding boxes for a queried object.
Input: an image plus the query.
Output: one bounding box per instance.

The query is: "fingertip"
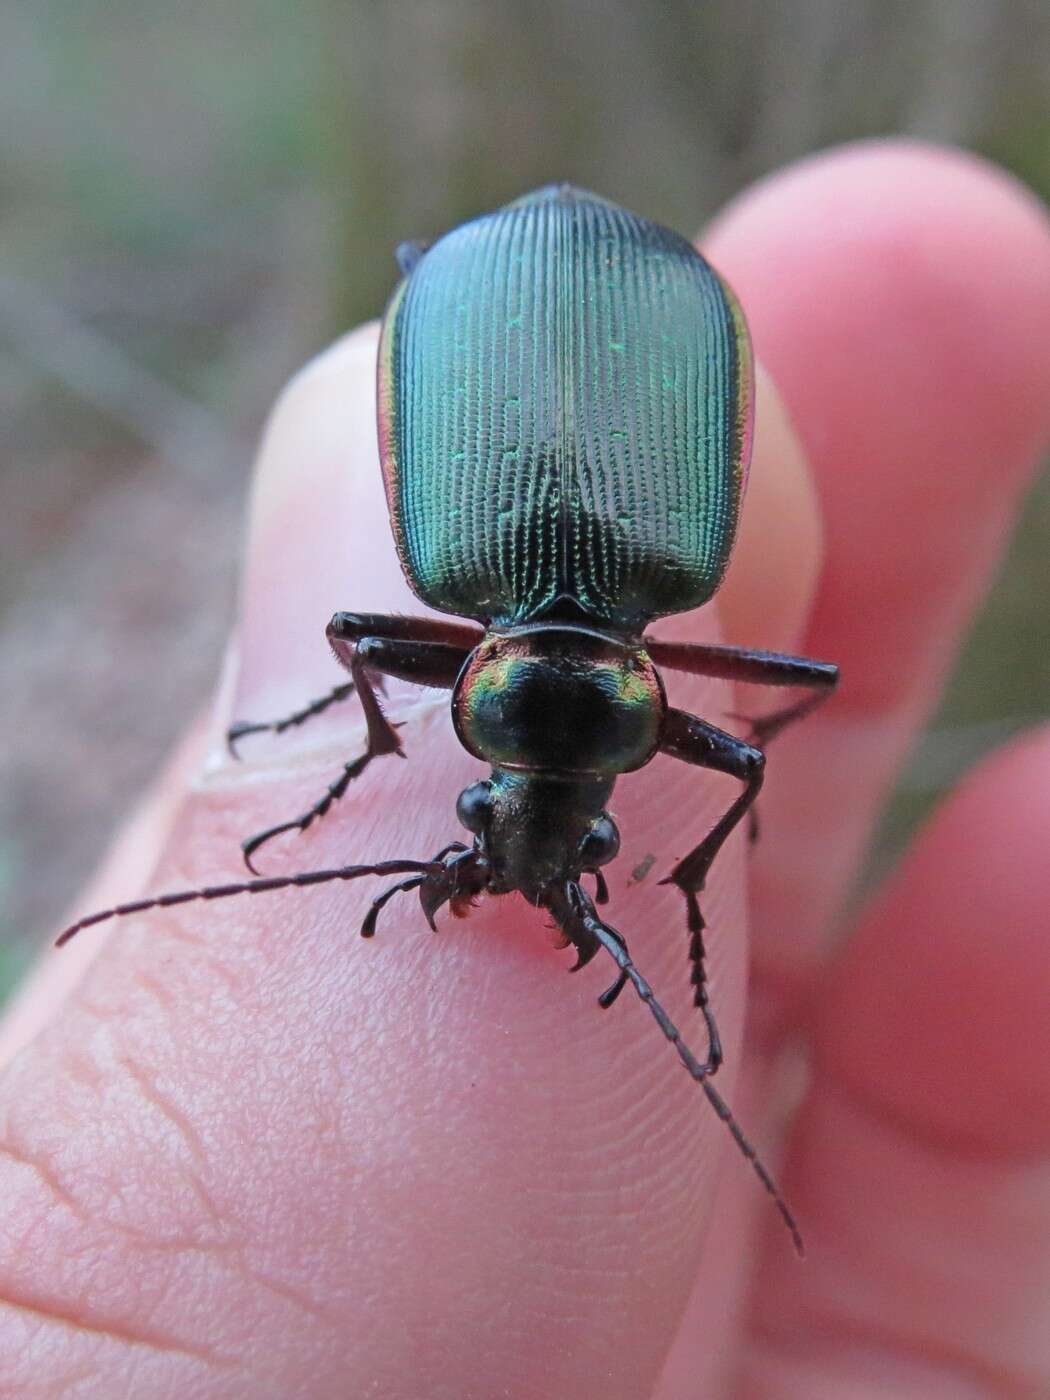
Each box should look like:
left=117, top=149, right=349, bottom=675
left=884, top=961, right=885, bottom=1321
left=705, top=139, right=1050, bottom=703
left=709, top=141, right=1050, bottom=455
left=815, top=724, right=1050, bottom=1156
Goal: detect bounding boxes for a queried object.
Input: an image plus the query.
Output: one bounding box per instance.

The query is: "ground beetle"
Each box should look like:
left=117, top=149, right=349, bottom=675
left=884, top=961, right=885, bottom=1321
left=59, top=185, right=838, bottom=1251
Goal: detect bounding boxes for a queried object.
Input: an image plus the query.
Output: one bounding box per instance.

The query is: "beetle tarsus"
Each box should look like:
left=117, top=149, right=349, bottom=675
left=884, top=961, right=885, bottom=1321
left=226, top=720, right=267, bottom=758
left=240, top=745, right=392, bottom=872
left=732, top=691, right=829, bottom=750
left=226, top=682, right=357, bottom=758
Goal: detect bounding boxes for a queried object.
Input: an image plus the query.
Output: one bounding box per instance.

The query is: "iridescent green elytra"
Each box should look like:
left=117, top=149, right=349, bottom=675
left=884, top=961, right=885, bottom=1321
left=62, top=187, right=837, bottom=1254
left=378, top=183, right=752, bottom=629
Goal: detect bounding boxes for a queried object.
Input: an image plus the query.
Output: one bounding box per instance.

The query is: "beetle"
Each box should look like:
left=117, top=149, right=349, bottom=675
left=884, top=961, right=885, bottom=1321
left=58, top=185, right=838, bottom=1250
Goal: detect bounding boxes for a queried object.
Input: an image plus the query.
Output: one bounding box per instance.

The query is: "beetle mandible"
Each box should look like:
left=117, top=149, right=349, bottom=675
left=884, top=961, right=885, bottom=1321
left=59, top=186, right=838, bottom=1251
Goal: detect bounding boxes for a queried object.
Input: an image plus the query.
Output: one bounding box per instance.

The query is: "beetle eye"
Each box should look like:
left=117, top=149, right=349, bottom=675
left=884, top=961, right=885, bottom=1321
left=579, top=815, right=620, bottom=868
left=456, top=781, right=493, bottom=834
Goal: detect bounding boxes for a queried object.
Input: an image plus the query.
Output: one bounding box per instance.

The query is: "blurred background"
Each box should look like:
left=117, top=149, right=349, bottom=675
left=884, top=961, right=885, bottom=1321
left=1, top=0, right=1048, bottom=995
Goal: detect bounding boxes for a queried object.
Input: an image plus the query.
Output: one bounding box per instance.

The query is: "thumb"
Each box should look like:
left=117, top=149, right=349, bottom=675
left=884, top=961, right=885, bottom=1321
left=0, top=325, right=813, bottom=1398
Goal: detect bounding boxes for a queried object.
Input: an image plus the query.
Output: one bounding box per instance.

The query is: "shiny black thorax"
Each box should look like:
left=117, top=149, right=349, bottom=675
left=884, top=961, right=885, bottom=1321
left=450, top=621, right=665, bottom=900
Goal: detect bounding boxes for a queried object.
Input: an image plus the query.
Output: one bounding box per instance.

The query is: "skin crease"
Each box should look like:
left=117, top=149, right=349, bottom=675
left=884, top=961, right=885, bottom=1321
left=0, top=141, right=1046, bottom=1398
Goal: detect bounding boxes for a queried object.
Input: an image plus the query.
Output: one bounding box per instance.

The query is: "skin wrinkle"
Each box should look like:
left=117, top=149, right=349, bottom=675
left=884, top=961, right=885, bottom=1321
left=0, top=1282, right=232, bottom=1370
left=815, top=1045, right=1050, bottom=1165
left=1, top=1096, right=237, bottom=1260
left=742, top=1331, right=1022, bottom=1400
left=116, top=1056, right=212, bottom=1177
left=760, top=1086, right=1050, bottom=1384
left=0, top=1137, right=93, bottom=1229
left=0, top=1119, right=338, bottom=1392
left=221, top=1252, right=345, bottom=1331
left=137, top=938, right=248, bottom=1004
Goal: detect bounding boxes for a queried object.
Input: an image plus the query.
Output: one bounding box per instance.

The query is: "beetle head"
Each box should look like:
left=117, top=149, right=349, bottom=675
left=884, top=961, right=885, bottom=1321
left=456, top=770, right=619, bottom=904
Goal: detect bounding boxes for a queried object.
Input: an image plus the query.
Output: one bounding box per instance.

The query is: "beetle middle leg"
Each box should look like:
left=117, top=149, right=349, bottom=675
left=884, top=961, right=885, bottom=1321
left=655, top=710, right=766, bottom=1076
left=239, top=616, right=479, bottom=872
left=646, top=639, right=838, bottom=746
left=648, top=639, right=837, bottom=840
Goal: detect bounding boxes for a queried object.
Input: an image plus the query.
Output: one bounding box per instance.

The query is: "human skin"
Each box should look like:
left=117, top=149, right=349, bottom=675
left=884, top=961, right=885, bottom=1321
left=1, top=141, right=1049, bottom=1399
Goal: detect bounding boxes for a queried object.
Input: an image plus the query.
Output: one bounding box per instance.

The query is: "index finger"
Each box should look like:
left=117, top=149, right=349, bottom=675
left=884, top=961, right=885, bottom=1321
left=703, top=141, right=1050, bottom=989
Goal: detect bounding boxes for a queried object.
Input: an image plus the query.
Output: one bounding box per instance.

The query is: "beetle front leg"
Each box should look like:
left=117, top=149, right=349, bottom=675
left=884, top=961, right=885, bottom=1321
left=240, top=629, right=476, bottom=873
left=657, top=709, right=766, bottom=1075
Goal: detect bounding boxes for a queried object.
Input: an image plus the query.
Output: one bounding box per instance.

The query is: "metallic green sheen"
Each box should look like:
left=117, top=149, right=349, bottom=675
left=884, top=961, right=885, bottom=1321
left=378, top=184, right=752, bottom=628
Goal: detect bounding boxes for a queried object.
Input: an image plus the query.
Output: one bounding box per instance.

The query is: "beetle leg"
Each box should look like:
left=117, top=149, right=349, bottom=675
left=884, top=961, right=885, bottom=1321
left=227, top=682, right=356, bottom=757
left=327, top=611, right=484, bottom=652
left=656, top=709, right=766, bottom=1076
left=360, top=875, right=427, bottom=937
left=647, top=640, right=836, bottom=842
left=645, top=639, right=838, bottom=747
left=228, top=613, right=482, bottom=757
left=240, top=635, right=476, bottom=873
left=548, top=882, right=628, bottom=1008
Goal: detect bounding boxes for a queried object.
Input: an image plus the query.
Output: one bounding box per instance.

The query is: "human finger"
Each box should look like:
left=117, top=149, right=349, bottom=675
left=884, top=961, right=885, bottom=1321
left=0, top=323, right=819, bottom=1399
left=741, top=726, right=1050, bottom=1397
left=655, top=140, right=1050, bottom=1397
left=704, top=141, right=1050, bottom=990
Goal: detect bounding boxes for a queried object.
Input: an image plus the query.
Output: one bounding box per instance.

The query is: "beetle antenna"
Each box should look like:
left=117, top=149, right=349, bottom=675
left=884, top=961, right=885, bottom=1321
left=55, top=859, right=438, bottom=948
left=571, top=887, right=803, bottom=1255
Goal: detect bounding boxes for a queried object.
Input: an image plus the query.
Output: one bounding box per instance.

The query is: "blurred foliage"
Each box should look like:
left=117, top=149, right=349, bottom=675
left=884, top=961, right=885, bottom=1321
left=0, top=0, right=1047, bottom=966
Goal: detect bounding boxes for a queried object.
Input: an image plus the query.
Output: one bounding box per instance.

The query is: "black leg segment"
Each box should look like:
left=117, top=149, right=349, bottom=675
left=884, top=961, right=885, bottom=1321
left=227, top=613, right=483, bottom=758
left=645, top=639, right=838, bottom=747
left=657, top=709, right=766, bottom=1075
left=227, top=682, right=355, bottom=757
left=327, top=612, right=484, bottom=652
left=239, top=615, right=479, bottom=872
